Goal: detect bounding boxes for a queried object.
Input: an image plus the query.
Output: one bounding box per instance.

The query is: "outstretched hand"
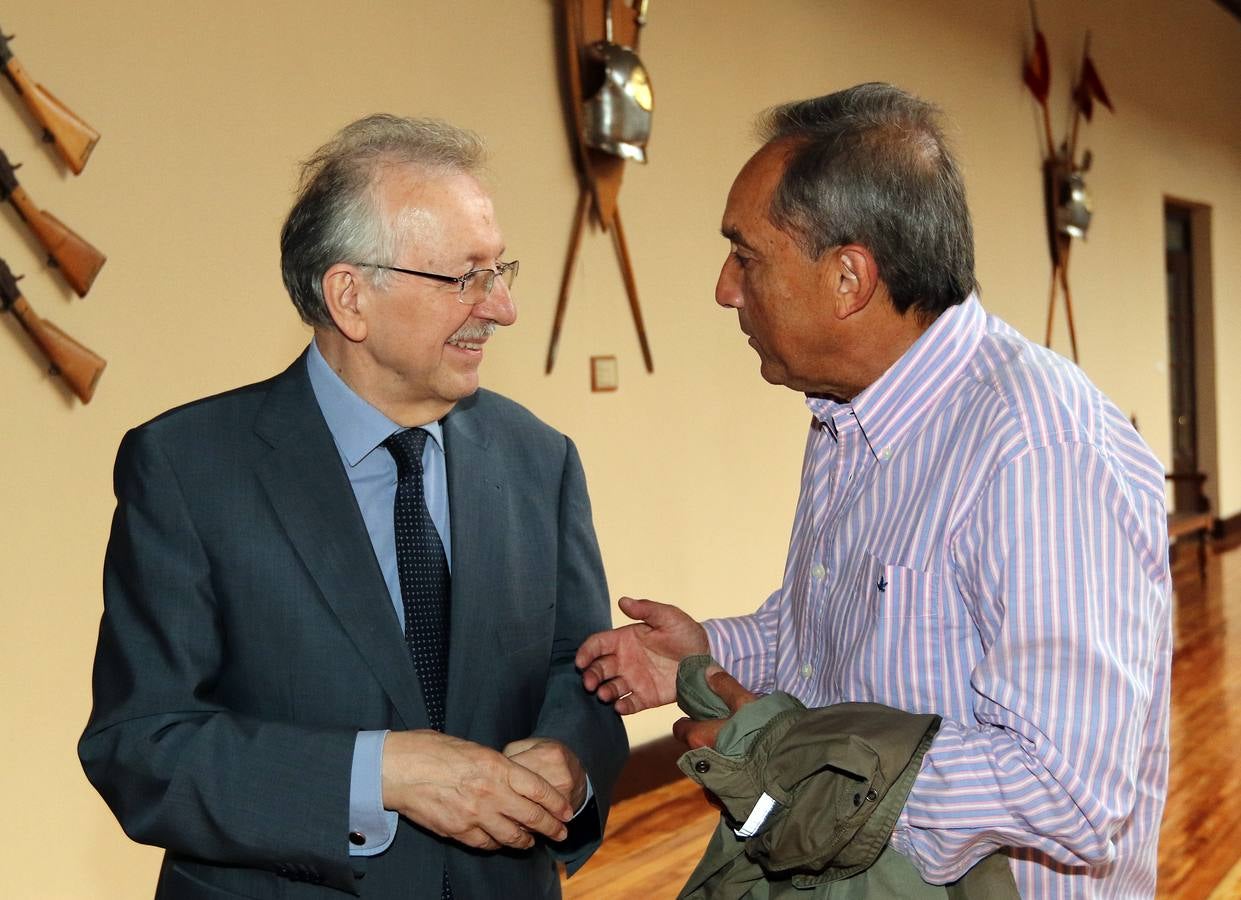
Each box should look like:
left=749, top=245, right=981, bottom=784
left=672, top=667, right=759, bottom=750
left=575, top=596, right=709, bottom=715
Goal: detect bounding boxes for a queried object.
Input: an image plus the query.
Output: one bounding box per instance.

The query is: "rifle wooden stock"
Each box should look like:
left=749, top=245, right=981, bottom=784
left=5, top=293, right=104, bottom=402
left=6, top=185, right=105, bottom=296
left=2, top=57, right=98, bottom=175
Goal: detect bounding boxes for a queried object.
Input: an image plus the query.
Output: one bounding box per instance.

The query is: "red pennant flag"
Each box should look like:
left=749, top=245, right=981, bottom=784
left=1023, top=31, right=1051, bottom=104
left=1074, top=54, right=1114, bottom=121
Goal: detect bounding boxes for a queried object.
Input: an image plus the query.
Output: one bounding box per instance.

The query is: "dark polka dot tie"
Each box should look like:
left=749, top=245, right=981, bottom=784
left=384, top=429, right=455, bottom=900
left=383, top=429, right=451, bottom=732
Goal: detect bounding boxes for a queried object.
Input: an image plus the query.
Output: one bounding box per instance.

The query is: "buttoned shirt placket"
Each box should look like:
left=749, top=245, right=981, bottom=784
left=784, top=405, right=876, bottom=702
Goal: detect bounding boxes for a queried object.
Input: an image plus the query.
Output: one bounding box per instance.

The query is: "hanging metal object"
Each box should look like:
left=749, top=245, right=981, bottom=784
left=582, top=0, right=654, bottom=163
left=1052, top=153, right=1093, bottom=240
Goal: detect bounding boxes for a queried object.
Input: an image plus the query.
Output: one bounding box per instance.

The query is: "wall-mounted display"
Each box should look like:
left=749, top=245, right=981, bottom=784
left=547, top=0, right=655, bottom=375
left=1023, top=4, right=1114, bottom=363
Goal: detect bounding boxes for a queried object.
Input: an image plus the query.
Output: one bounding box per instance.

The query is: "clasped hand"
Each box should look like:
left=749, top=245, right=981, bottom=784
left=381, top=730, right=585, bottom=851
left=672, top=666, right=760, bottom=750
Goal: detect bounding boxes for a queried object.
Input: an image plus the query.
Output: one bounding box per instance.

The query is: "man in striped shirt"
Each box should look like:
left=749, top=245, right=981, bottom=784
left=577, top=83, right=1171, bottom=897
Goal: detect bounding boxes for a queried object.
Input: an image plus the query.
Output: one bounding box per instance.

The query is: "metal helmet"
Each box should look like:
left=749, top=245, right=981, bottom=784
left=1056, top=168, right=1093, bottom=239
left=582, top=40, right=653, bottom=163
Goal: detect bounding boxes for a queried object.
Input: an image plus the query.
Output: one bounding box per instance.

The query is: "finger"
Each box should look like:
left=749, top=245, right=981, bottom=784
left=581, top=654, right=622, bottom=692
left=613, top=688, right=646, bottom=716
left=507, top=748, right=573, bottom=797
left=576, top=629, right=619, bottom=671
left=456, top=826, right=501, bottom=851
left=508, top=763, right=574, bottom=822
left=492, top=821, right=536, bottom=850
left=619, top=595, right=693, bottom=630
left=506, top=796, right=570, bottom=842
left=705, top=667, right=757, bottom=714
left=503, top=737, right=541, bottom=758
left=673, top=715, right=727, bottom=750
left=617, top=595, right=659, bottom=623
left=598, top=676, right=651, bottom=714
left=593, top=674, right=628, bottom=703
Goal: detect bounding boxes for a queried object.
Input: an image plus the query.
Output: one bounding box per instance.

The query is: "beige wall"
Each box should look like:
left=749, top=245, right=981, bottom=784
left=1, top=1, right=1237, bottom=895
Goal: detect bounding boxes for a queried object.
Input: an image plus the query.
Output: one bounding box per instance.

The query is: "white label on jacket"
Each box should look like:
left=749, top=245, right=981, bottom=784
left=734, top=792, right=781, bottom=837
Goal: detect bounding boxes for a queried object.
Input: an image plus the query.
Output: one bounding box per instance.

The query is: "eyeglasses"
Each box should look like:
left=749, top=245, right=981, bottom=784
left=358, top=259, right=519, bottom=304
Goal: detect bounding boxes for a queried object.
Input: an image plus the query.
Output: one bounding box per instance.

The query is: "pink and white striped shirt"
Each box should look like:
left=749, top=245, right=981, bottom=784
left=706, top=295, right=1171, bottom=898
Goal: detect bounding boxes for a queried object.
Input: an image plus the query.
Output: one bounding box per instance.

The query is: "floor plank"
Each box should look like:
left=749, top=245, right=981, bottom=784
left=1158, top=540, right=1241, bottom=899
left=562, top=541, right=1241, bottom=898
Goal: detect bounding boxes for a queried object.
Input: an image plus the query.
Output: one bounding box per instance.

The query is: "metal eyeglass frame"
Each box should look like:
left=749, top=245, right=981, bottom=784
left=358, top=260, right=519, bottom=304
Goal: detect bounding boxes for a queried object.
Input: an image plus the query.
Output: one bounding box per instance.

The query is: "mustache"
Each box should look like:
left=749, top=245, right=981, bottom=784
left=448, top=321, right=497, bottom=343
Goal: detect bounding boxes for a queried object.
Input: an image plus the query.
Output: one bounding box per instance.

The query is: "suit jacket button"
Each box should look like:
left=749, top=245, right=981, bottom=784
left=349, top=831, right=367, bottom=846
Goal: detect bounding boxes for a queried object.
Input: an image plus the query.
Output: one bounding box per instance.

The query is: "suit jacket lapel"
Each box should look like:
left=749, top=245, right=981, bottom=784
left=252, top=354, right=426, bottom=730
left=443, top=395, right=507, bottom=737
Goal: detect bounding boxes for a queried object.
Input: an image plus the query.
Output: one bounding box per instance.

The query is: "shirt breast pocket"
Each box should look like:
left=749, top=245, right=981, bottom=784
left=848, top=552, right=942, bottom=708
left=865, top=551, right=938, bottom=619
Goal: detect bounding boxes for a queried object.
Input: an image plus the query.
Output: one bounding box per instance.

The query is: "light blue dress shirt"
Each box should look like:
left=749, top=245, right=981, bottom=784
left=307, top=340, right=448, bottom=855
left=306, top=341, right=590, bottom=856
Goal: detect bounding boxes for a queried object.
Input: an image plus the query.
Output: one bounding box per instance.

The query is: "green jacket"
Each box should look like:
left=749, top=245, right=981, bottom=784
left=674, top=656, right=1018, bottom=899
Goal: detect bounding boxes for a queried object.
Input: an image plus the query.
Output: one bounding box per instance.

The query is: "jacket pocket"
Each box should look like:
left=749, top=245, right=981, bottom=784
left=160, top=861, right=271, bottom=899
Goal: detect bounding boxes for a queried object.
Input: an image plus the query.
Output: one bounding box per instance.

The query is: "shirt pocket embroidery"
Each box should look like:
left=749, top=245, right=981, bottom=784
left=865, top=552, right=939, bottom=620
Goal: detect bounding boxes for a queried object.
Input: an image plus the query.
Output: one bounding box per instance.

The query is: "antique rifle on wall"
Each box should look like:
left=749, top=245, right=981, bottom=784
left=0, top=26, right=99, bottom=175
left=0, top=150, right=105, bottom=296
left=0, top=256, right=104, bottom=402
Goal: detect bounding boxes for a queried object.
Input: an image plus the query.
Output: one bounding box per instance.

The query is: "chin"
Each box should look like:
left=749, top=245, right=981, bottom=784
left=448, top=374, right=482, bottom=400
left=425, top=369, right=482, bottom=407
left=757, top=359, right=791, bottom=389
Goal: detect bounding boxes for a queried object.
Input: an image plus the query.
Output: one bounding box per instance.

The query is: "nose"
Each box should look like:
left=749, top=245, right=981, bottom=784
left=474, top=277, right=517, bottom=326
left=715, top=255, right=743, bottom=309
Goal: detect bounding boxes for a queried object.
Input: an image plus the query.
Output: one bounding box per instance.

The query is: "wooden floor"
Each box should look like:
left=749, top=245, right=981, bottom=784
left=563, top=540, right=1241, bottom=899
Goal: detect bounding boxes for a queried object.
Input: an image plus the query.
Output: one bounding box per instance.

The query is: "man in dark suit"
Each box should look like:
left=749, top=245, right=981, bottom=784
left=79, top=114, right=627, bottom=899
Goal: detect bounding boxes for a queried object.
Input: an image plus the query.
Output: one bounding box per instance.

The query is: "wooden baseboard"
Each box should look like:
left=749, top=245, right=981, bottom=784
left=612, top=735, right=684, bottom=803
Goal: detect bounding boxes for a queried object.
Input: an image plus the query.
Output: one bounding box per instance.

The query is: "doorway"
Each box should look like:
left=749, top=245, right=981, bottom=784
left=1163, top=200, right=1217, bottom=518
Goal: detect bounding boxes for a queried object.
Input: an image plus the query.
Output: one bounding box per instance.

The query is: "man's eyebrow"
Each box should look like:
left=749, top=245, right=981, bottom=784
left=721, top=226, right=754, bottom=251
left=467, top=247, right=508, bottom=266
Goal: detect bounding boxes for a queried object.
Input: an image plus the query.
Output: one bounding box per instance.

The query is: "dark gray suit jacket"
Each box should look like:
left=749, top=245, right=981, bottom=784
left=79, top=353, right=628, bottom=899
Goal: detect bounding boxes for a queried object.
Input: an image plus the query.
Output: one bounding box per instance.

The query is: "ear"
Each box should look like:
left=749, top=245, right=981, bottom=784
left=830, top=245, right=879, bottom=320
left=322, top=263, right=369, bottom=343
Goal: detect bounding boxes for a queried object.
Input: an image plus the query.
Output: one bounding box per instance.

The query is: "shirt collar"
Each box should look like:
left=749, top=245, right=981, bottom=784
left=305, top=338, right=444, bottom=467
left=805, top=293, right=985, bottom=456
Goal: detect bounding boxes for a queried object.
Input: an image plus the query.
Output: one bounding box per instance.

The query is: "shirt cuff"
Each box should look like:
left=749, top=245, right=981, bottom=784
left=348, top=730, right=399, bottom=856
left=573, top=776, right=595, bottom=819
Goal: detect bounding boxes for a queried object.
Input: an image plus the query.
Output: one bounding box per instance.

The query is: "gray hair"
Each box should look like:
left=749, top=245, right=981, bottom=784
left=279, top=114, right=486, bottom=327
left=758, top=83, right=976, bottom=319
